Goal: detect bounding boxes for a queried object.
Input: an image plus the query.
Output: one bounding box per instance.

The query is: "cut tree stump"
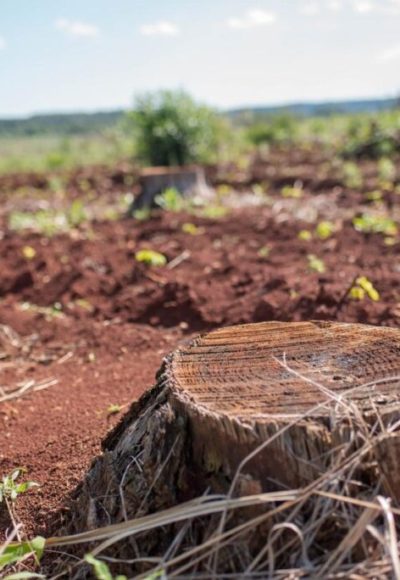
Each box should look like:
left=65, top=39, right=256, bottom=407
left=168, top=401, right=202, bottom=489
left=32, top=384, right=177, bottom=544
left=65, top=321, right=400, bottom=573
left=130, top=165, right=211, bottom=211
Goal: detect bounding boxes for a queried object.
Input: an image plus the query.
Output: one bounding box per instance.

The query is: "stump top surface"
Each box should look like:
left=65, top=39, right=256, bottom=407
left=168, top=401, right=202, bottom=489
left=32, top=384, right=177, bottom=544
left=170, top=321, right=400, bottom=418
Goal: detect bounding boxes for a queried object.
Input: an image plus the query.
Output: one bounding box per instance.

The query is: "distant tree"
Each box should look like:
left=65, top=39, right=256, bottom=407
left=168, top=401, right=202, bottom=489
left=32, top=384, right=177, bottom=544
left=128, top=90, right=223, bottom=166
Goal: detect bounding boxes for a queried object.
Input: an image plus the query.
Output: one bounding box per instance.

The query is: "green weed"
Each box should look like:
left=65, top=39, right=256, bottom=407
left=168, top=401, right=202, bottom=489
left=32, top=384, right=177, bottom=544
left=135, top=250, right=167, bottom=266
left=352, top=213, right=397, bottom=236
left=298, top=230, right=312, bottom=241
left=349, top=276, right=380, bottom=302
left=85, top=554, right=127, bottom=580
left=155, top=187, right=184, bottom=212
left=342, top=162, right=363, bottom=189
left=281, top=185, right=303, bottom=199
left=315, top=221, right=335, bottom=240
left=307, top=254, right=326, bottom=274
left=0, top=469, right=38, bottom=504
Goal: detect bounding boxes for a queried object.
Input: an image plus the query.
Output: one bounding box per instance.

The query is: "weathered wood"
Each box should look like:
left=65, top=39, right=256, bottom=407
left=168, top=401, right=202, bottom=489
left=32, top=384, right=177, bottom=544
left=65, top=321, right=400, bottom=573
left=130, top=165, right=211, bottom=211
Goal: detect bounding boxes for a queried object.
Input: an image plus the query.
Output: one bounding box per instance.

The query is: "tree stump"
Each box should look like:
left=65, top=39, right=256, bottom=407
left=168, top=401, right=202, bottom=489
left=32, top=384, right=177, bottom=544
left=130, top=165, right=211, bottom=211
left=66, top=321, right=400, bottom=575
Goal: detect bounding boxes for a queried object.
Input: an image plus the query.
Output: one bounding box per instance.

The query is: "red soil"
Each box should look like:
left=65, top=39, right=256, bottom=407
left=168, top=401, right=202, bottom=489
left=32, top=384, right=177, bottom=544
left=1, top=151, right=400, bottom=543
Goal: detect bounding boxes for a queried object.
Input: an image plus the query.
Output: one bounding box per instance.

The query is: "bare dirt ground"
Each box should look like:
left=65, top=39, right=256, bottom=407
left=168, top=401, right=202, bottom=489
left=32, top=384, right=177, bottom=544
left=1, top=148, right=400, bottom=544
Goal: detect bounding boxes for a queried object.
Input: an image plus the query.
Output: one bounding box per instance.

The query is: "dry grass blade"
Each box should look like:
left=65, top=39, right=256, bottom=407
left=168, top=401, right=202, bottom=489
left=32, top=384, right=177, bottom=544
left=0, top=377, right=58, bottom=403
left=45, top=490, right=298, bottom=548
left=317, top=506, right=378, bottom=577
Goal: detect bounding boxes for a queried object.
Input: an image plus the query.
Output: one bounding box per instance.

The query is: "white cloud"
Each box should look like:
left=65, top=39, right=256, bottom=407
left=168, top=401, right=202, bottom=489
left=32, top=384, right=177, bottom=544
left=353, top=1, right=375, bottom=13
left=55, top=18, right=99, bottom=38
left=140, top=21, right=179, bottom=37
left=378, top=44, right=400, bottom=61
left=0, top=35, right=6, bottom=49
left=383, top=0, right=400, bottom=14
left=326, top=0, right=342, bottom=11
left=300, top=2, right=320, bottom=16
left=227, top=9, right=276, bottom=29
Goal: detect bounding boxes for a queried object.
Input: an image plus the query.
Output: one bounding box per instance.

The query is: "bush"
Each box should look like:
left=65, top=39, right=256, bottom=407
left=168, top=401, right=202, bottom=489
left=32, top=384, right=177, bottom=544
left=128, top=90, right=224, bottom=166
left=245, top=115, right=299, bottom=147
left=341, top=115, right=400, bottom=159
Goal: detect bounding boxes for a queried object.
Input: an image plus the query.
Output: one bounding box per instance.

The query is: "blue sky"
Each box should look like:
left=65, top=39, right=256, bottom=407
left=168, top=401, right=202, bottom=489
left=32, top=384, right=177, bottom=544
left=0, top=0, right=399, bottom=117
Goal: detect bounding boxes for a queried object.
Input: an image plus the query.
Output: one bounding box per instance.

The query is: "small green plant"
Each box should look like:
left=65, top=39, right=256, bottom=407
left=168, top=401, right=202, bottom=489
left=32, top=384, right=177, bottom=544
left=106, top=403, right=122, bottom=416
left=20, top=302, right=64, bottom=320
left=200, top=205, right=228, bottom=220
left=365, top=190, right=383, bottom=202
left=182, top=222, right=203, bottom=235
left=349, top=276, right=380, bottom=302
left=135, top=249, right=167, bottom=266
left=85, top=554, right=127, bottom=580
left=21, top=246, right=36, bottom=260
left=155, top=187, right=184, bottom=212
left=307, top=254, right=326, bottom=274
left=9, top=202, right=87, bottom=236
left=0, top=469, right=38, bottom=504
left=133, top=208, right=152, bottom=221
left=281, top=185, right=303, bottom=199
left=352, top=213, right=397, bottom=236
left=216, top=184, right=232, bottom=197
left=67, top=199, right=87, bottom=227
left=384, top=236, right=397, bottom=246
left=342, top=161, right=363, bottom=189
left=315, top=221, right=335, bottom=240
left=298, top=229, right=312, bottom=241
left=257, top=245, right=271, bottom=258
left=377, top=157, right=396, bottom=183
left=0, top=536, right=45, bottom=573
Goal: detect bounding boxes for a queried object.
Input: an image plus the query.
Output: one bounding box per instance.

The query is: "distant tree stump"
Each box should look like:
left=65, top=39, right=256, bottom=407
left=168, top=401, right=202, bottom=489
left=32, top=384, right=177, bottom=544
left=66, top=321, right=400, bottom=573
left=130, top=165, right=211, bottom=211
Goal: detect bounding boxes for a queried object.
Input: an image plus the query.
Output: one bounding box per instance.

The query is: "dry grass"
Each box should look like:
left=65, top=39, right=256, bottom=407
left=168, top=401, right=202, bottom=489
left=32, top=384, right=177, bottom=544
left=3, top=364, right=400, bottom=579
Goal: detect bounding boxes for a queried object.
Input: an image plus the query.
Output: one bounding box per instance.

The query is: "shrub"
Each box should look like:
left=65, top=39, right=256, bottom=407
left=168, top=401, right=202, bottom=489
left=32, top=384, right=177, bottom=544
left=128, top=90, right=224, bottom=166
left=245, top=115, right=299, bottom=147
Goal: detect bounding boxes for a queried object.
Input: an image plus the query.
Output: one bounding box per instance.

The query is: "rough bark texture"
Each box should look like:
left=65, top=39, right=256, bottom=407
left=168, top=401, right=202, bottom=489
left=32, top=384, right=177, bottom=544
left=130, top=165, right=211, bottom=211
left=64, top=321, right=400, bottom=574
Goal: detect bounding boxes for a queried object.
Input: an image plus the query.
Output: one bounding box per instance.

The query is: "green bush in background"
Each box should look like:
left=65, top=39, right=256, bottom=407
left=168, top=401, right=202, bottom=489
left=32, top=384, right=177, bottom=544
left=128, top=90, right=225, bottom=166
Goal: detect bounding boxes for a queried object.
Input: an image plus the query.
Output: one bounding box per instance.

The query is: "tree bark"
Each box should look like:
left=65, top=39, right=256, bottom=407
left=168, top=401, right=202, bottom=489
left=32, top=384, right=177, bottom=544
left=130, top=165, right=211, bottom=211
left=65, top=321, right=400, bottom=574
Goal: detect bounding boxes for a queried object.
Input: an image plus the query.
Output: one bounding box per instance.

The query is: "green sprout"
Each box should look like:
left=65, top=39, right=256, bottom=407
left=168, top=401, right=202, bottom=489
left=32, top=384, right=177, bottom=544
left=84, top=554, right=127, bottom=580
left=67, top=199, right=87, bottom=227
left=133, top=208, right=152, bottom=221
left=281, top=185, right=303, bottom=199
left=200, top=205, right=228, bottom=220
left=182, top=222, right=203, bottom=235
left=378, top=157, right=396, bottom=183
left=106, top=404, right=122, bottom=416
left=155, top=187, right=184, bottom=212
left=0, top=536, right=45, bottom=573
left=342, top=161, right=363, bottom=189
left=352, top=213, right=397, bottom=236
left=21, top=246, right=36, bottom=260
left=307, top=254, right=326, bottom=274
left=349, top=276, right=380, bottom=302
left=315, top=221, right=335, bottom=240
left=365, top=190, right=383, bottom=202
left=0, top=469, right=39, bottom=504
left=216, top=184, right=232, bottom=197
left=257, top=246, right=271, bottom=258
left=298, top=230, right=312, bottom=241
left=135, top=249, right=167, bottom=266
